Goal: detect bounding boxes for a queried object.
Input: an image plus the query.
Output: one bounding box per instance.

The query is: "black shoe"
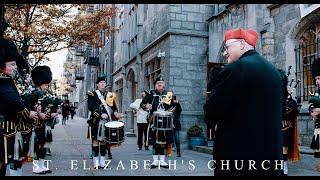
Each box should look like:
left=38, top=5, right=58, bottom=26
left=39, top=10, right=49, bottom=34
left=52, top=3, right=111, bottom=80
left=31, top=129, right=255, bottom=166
left=138, top=147, right=142, bottom=150
left=99, top=166, right=108, bottom=169
left=34, top=171, right=46, bottom=175
left=160, top=165, right=169, bottom=168
left=177, top=153, right=181, bottom=157
left=150, top=165, right=157, bottom=169
left=44, top=169, right=52, bottom=174
left=145, top=147, right=149, bottom=150
left=46, top=149, right=52, bottom=156
left=108, top=154, right=112, bottom=159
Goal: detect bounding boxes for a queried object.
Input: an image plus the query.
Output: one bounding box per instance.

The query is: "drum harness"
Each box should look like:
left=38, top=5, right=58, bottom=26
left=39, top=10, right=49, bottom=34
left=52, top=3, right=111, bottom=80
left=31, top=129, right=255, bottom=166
left=96, top=90, right=113, bottom=141
left=145, top=92, right=176, bottom=149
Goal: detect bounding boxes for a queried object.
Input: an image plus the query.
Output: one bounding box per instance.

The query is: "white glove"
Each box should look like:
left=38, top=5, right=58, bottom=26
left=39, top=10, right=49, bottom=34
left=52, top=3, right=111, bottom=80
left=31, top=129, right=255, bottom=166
left=114, top=112, right=120, bottom=119
left=101, top=113, right=108, bottom=119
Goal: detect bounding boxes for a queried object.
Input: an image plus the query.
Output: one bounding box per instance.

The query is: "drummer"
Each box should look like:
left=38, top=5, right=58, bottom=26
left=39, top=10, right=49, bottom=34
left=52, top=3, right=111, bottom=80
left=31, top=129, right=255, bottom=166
left=87, top=77, right=120, bottom=169
left=140, top=74, right=174, bottom=169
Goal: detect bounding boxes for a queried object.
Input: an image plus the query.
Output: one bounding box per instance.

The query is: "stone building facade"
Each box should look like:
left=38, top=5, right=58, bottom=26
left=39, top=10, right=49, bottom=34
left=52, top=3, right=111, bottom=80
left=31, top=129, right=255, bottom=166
left=67, top=4, right=320, bottom=148
left=95, top=4, right=214, bottom=147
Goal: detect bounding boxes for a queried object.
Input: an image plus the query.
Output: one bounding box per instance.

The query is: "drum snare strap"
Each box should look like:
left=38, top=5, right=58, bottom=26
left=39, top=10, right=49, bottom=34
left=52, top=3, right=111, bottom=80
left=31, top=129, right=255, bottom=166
left=4, top=136, right=8, bottom=164
left=96, top=90, right=112, bottom=120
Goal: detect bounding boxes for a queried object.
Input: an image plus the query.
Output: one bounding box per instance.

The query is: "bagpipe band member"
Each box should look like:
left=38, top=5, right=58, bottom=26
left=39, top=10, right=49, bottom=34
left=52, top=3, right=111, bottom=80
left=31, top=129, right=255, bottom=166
left=278, top=69, right=300, bottom=176
left=166, top=91, right=182, bottom=157
left=310, top=58, right=320, bottom=165
left=0, top=38, right=37, bottom=176
left=42, top=95, right=60, bottom=156
left=13, top=54, right=34, bottom=165
left=140, top=74, right=174, bottom=169
left=87, top=77, right=120, bottom=169
left=26, top=65, right=54, bottom=174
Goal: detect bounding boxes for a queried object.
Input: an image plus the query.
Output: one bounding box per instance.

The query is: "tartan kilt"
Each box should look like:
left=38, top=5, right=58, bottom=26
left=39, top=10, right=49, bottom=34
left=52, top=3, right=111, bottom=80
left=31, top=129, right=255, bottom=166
left=150, top=128, right=174, bottom=147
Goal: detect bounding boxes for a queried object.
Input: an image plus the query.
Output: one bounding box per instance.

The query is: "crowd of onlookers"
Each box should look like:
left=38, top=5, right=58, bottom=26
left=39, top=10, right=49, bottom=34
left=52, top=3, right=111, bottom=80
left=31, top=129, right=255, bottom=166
left=60, top=100, right=76, bottom=126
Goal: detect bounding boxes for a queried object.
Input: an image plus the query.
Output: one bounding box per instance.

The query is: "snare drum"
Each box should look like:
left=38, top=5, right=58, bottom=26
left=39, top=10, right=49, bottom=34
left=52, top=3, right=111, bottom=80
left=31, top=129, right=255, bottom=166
left=152, top=110, right=174, bottom=130
left=104, top=121, right=125, bottom=144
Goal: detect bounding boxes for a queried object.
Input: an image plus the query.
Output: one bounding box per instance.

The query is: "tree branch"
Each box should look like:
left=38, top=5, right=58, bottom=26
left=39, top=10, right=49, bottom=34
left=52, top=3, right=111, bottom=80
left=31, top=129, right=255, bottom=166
left=28, top=5, right=37, bottom=23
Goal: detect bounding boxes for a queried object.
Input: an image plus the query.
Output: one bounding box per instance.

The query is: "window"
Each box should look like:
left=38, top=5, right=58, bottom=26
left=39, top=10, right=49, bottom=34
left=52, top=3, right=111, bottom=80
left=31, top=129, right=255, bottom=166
left=295, top=24, right=320, bottom=102
left=100, top=30, right=106, bottom=46
left=128, top=42, right=131, bottom=60
left=102, top=64, right=104, bottom=76
left=145, top=58, right=161, bottom=90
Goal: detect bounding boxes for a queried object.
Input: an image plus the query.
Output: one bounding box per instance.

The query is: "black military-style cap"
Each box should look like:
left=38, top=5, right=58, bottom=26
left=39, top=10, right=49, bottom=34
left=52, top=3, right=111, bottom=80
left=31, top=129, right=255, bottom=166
left=0, top=38, right=20, bottom=65
left=31, top=66, right=52, bottom=86
left=96, top=76, right=106, bottom=84
left=154, top=74, right=165, bottom=85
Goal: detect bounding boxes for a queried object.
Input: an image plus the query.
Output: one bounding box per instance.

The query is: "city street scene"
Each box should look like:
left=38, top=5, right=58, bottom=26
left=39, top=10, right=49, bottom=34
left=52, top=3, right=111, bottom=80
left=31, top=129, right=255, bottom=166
left=1, top=4, right=320, bottom=176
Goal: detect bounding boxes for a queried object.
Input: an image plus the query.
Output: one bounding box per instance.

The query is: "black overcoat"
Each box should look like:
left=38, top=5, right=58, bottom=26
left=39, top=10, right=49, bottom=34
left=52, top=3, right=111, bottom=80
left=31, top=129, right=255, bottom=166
left=206, top=50, right=284, bottom=176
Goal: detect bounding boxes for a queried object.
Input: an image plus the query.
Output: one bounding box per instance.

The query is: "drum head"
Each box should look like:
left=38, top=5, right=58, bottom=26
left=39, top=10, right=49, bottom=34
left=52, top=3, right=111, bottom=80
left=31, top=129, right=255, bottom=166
left=153, top=110, right=173, bottom=116
left=105, top=121, right=124, bottom=128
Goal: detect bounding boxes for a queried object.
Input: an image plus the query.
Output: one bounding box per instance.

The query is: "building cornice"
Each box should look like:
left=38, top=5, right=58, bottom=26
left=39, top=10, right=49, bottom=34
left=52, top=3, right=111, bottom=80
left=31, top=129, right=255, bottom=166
left=139, top=29, right=208, bottom=55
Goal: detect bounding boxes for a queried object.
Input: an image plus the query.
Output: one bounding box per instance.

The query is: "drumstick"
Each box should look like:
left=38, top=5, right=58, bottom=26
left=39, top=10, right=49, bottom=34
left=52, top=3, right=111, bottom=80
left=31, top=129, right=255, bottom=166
left=146, top=122, right=150, bottom=147
left=209, top=128, right=212, bottom=140
left=145, top=113, right=153, bottom=147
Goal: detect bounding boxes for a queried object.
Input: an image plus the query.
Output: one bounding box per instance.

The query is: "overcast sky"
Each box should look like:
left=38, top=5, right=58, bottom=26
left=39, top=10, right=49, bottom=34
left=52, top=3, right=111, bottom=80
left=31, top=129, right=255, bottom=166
left=42, top=48, right=68, bottom=80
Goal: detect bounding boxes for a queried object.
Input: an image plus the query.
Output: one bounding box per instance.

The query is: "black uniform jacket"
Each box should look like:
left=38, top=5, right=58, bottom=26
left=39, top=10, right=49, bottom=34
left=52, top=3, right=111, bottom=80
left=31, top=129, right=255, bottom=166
left=87, top=90, right=118, bottom=125
left=0, top=72, right=29, bottom=136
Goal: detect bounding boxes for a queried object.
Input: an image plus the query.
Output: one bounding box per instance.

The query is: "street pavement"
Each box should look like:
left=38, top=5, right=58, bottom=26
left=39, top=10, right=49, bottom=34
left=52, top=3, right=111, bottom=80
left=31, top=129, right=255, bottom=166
left=19, top=116, right=320, bottom=176
left=21, top=116, right=213, bottom=176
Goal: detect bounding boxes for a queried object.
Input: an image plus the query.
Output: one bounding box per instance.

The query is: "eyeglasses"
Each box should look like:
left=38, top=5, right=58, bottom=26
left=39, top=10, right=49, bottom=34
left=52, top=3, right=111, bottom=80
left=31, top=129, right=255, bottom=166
left=224, top=40, right=242, bottom=51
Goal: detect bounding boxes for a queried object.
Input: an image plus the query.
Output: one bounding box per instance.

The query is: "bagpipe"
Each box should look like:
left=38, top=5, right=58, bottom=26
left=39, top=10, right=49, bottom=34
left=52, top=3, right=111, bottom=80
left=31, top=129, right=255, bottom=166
left=309, top=88, right=320, bottom=121
left=285, top=66, right=300, bottom=101
left=283, top=66, right=300, bottom=125
left=41, top=94, right=62, bottom=127
left=13, top=57, right=35, bottom=96
left=283, top=66, right=301, bottom=162
left=309, top=61, right=320, bottom=114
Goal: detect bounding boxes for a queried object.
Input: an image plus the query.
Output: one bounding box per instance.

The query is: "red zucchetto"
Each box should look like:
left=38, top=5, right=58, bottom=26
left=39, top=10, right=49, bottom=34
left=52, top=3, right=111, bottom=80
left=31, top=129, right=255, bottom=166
left=224, top=28, right=259, bottom=48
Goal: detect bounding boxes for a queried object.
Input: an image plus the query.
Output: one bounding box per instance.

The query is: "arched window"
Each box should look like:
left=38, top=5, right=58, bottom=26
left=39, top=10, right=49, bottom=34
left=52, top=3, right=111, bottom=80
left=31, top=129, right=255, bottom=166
left=295, top=23, right=320, bottom=101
